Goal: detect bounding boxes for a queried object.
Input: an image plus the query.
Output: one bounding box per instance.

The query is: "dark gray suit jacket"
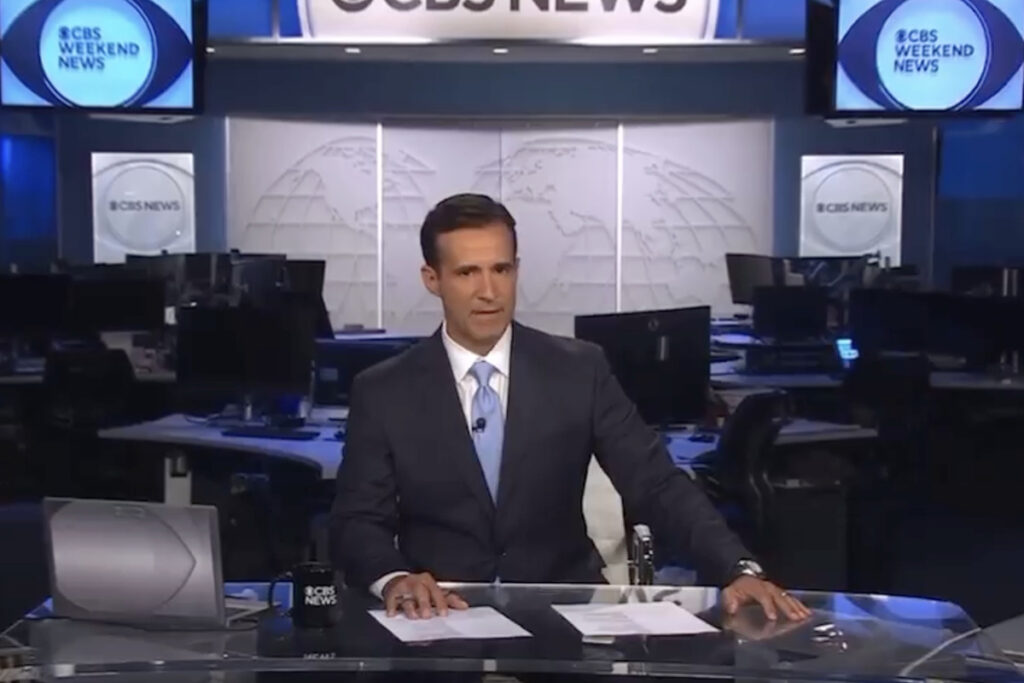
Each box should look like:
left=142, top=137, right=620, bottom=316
left=330, top=322, right=750, bottom=590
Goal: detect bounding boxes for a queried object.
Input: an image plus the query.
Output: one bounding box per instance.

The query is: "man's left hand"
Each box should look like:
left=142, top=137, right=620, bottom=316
left=722, top=576, right=811, bottom=621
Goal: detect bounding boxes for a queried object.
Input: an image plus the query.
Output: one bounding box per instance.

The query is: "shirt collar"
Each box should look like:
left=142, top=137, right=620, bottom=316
left=441, top=321, right=512, bottom=381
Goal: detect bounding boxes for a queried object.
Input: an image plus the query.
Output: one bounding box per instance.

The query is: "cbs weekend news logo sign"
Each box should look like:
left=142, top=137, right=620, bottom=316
left=837, top=0, right=1024, bottom=111
left=296, top=0, right=718, bottom=41
left=1, top=0, right=194, bottom=108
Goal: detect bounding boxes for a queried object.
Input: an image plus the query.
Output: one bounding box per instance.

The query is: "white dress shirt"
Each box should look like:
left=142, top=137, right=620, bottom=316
left=368, top=323, right=512, bottom=599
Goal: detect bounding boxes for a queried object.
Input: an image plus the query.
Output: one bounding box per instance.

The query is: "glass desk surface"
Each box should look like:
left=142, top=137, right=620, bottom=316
left=1, top=582, right=1019, bottom=683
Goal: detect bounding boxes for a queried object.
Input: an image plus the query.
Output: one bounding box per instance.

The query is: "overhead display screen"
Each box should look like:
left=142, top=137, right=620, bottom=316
left=835, top=0, right=1024, bottom=113
left=0, top=0, right=202, bottom=111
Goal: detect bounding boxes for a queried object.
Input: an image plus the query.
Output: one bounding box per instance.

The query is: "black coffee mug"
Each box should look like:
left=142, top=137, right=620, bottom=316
left=291, top=562, right=339, bottom=628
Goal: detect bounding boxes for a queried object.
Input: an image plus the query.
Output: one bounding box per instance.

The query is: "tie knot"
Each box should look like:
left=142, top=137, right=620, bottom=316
left=469, top=360, right=497, bottom=387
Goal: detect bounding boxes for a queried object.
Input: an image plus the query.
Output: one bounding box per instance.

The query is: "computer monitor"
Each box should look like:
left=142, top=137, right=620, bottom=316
left=726, top=254, right=778, bottom=305
left=752, top=286, right=830, bottom=342
left=126, top=254, right=188, bottom=306
left=67, top=277, right=166, bottom=333
left=230, top=258, right=285, bottom=306
left=68, top=263, right=146, bottom=280
left=260, top=288, right=334, bottom=341
left=950, top=266, right=1021, bottom=298
left=786, top=256, right=871, bottom=290
left=43, top=498, right=228, bottom=628
left=574, top=306, right=710, bottom=426
left=0, top=274, right=71, bottom=336
left=992, top=297, right=1024, bottom=358
left=182, top=253, right=233, bottom=303
left=849, top=289, right=929, bottom=353
left=282, top=260, right=326, bottom=297
left=176, top=303, right=316, bottom=399
left=278, top=261, right=332, bottom=338
left=314, top=337, right=420, bottom=406
left=924, top=292, right=1002, bottom=367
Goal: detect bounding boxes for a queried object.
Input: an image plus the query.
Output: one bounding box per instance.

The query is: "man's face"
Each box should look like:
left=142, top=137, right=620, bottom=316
left=421, top=222, right=518, bottom=354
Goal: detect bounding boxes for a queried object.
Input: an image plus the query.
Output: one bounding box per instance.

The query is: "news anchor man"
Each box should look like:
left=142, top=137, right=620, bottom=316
left=331, top=193, right=809, bottom=622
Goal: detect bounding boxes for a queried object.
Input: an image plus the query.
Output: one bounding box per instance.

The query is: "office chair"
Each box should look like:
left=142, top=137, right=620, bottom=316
left=27, top=349, right=139, bottom=499
left=42, top=348, right=137, bottom=430
left=695, top=391, right=860, bottom=589
left=840, top=352, right=930, bottom=591
left=692, top=390, right=789, bottom=553
left=842, top=352, right=930, bottom=485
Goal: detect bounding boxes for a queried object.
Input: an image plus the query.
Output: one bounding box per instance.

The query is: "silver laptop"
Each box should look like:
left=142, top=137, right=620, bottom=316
left=43, top=498, right=266, bottom=628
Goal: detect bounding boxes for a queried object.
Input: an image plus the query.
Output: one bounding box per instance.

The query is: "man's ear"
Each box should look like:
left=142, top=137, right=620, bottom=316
left=421, top=264, right=441, bottom=297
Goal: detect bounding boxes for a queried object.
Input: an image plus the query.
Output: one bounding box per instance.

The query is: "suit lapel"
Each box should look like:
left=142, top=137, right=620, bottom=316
left=416, top=330, right=496, bottom=520
left=496, top=323, right=543, bottom=513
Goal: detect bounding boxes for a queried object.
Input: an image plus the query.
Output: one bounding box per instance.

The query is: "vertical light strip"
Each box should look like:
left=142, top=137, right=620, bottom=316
left=222, top=117, right=231, bottom=251
left=270, top=0, right=281, bottom=38
left=55, top=120, right=65, bottom=259
left=615, top=122, right=624, bottom=312
left=376, top=122, right=384, bottom=330
left=766, top=118, right=776, bottom=257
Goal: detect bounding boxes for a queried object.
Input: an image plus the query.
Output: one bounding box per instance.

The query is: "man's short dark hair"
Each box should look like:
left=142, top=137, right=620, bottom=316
left=420, top=193, right=517, bottom=269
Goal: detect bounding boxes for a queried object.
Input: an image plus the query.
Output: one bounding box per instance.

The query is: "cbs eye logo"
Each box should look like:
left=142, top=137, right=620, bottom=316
left=838, top=0, right=1024, bottom=111
left=1, top=0, right=193, bottom=107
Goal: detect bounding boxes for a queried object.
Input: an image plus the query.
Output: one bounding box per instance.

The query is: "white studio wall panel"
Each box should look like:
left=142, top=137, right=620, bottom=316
left=381, top=125, right=617, bottom=336
left=498, top=127, right=618, bottom=336
left=622, top=121, right=774, bottom=315
left=381, top=125, right=501, bottom=334
left=91, top=152, right=196, bottom=264
left=227, top=118, right=775, bottom=335
left=227, top=118, right=379, bottom=328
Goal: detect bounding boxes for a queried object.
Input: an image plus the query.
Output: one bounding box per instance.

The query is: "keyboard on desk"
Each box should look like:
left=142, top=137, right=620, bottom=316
left=221, top=426, right=320, bottom=441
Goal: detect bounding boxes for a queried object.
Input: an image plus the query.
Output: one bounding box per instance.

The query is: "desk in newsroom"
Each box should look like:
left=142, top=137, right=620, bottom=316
left=711, top=332, right=1024, bottom=393
left=712, top=368, right=1024, bottom=392
left=99, top=413, right=876, bottom=506
left=2, top=582, right=1013, bottom=682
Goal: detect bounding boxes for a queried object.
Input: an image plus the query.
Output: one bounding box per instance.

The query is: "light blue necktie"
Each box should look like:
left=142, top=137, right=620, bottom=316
left=469, top=360, right=504, bottom=502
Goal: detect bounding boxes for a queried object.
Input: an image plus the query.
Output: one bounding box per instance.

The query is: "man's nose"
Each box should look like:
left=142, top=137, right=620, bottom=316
left=477, top=272, right=497, bottom=300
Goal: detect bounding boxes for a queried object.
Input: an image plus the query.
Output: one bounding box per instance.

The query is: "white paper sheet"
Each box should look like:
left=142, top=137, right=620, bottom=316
left=553, top=602, right=718, bottom=637
left=368, top=606, right=531, bottom=642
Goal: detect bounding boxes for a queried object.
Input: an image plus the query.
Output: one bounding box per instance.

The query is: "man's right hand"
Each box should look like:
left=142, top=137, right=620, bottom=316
left=383, top=572, right=468, bottom=619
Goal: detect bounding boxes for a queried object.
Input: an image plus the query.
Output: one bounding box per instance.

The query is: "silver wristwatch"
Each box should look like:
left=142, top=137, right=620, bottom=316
left=731, top=559, right=766, bottom=582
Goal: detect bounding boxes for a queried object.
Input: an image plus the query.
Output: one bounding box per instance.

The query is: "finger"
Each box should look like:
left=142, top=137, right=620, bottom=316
left=772, top=587, right=810, bottom=620
left=446, top=591, right=469, bottom=610
left=755, top=589, right=777, bottom=620
left=788, top=594, right=811, bottom=620
left=424, top=578, right=449, bottom=617
left=776, top=592, right=803, bottom=621
left=790, top=595, right=813, bottom=620
left=401, top=594, right=418, bottom=620
left=385, top=587, right=402, bottom=617
left=413, top=582, right=434, bottom=619
left=722, top=588, right=740, bottom=615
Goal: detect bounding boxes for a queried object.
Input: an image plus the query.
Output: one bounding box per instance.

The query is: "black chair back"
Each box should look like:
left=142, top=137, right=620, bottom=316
left=43, top=348, right=136, bottom=429
left=710, top=391, right=789, bottom=545
left=842, top=352, right=930, bottom=489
